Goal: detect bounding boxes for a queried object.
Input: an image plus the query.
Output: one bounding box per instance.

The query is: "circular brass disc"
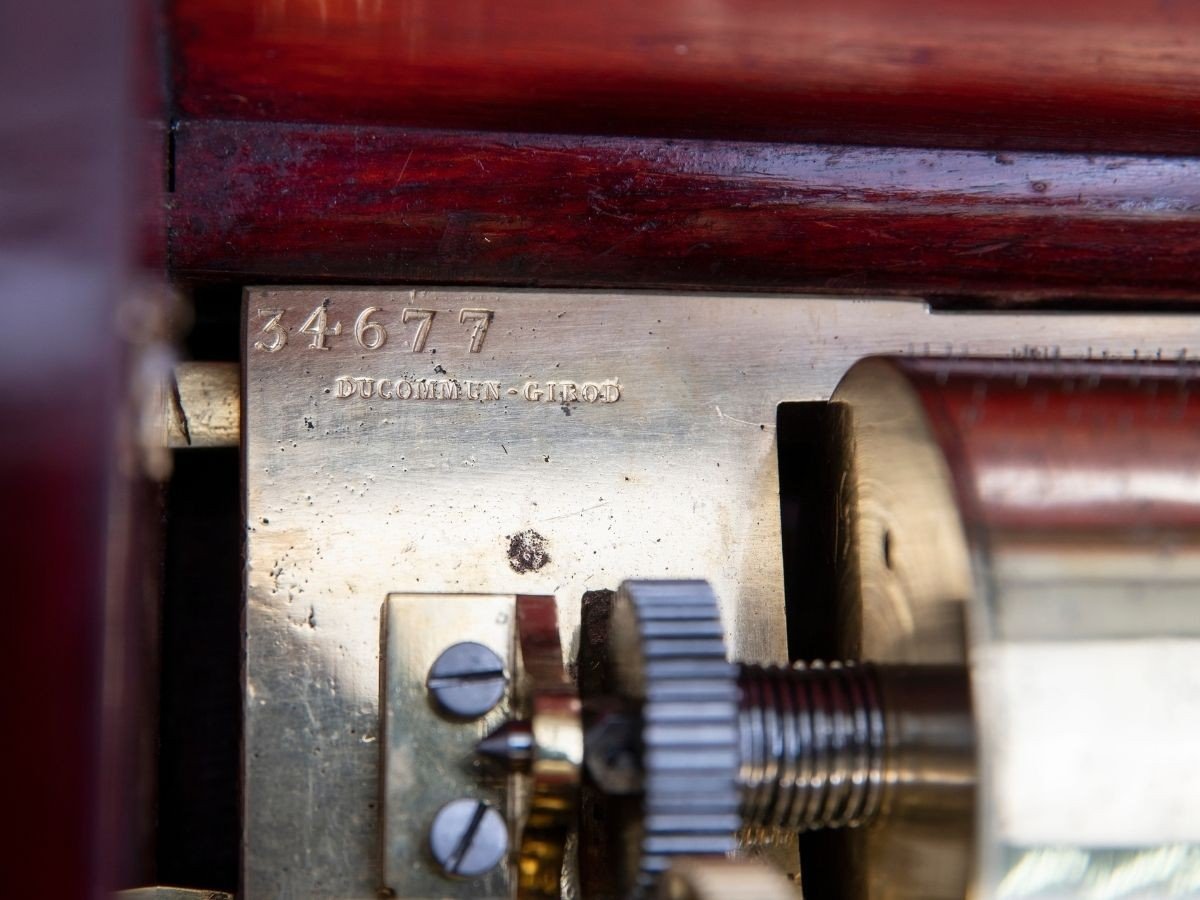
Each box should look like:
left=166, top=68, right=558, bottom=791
left=827, top=357, right=976, bottom=900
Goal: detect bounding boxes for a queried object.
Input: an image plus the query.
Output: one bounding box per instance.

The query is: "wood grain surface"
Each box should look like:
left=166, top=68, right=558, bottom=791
left=169, top=120, right=1200, bottom=306
left=172, top=0, right=1200, bottom=153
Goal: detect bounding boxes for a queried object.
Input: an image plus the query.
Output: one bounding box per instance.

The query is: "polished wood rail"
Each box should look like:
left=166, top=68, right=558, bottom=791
left=169, top=120, right=1200, bottom=306
left=172, top=0, right=1200, bottom=153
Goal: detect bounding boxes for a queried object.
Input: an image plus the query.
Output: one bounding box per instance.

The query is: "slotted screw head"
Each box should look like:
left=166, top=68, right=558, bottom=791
left=426, top=641, right=507, bottom=719
left=428, top=798, right=509, bottom=879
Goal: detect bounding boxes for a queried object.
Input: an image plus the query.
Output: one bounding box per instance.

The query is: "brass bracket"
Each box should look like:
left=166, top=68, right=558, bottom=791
left=381, top=593, right=518, bottom=898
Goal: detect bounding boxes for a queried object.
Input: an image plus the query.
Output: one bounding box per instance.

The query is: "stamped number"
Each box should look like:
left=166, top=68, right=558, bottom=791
left=253, top=304, right=494, bottom=353
left=298, top=302, right=343, bottom=350
left=459, top=309, right=494, bottom=353
left=254, top=309, right=288, bottom=352
left=353, top=307, right=388, bottom=350
left=401, top=308, right=437, bottom=353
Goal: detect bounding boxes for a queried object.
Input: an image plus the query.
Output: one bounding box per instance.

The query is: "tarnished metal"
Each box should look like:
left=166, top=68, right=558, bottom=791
left=381, top=593, right=517, bottom=898
left=242, top=288, right=1200, bottom=898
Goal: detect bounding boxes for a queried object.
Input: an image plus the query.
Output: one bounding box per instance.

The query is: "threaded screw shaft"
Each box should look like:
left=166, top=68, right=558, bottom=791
left=737, top=661, right=887, bottom=833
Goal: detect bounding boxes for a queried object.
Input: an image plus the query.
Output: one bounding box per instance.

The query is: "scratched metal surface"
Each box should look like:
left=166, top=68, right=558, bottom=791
left=243, top=288, right=1200, bottom=898
left=382, top=593, right=515, bottom=899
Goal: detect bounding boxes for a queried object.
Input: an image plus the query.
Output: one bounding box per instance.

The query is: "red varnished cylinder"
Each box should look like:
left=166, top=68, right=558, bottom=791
left=898, top=357, right=1200, bottom=533
left=173, top=0, right=1200, bottom=153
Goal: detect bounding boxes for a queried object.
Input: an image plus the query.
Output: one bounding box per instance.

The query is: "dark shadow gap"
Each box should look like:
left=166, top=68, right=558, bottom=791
left=777, top=400, right=857, bottom=900
left=156, top=447, right=241, bottom=893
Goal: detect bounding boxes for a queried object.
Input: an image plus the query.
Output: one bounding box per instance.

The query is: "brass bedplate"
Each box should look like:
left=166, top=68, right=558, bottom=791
left=242, top=289, right=1200, bottom=898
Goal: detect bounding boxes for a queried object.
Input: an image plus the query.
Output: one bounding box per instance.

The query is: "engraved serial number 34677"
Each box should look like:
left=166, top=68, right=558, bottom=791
left=253, top=303, right=495, bottom=354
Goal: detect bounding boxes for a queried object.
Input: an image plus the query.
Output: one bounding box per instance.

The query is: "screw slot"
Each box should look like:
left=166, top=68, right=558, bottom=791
left=426, top=641, right=508, bottom=720
left=428, top=798, right=509, bottom=879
